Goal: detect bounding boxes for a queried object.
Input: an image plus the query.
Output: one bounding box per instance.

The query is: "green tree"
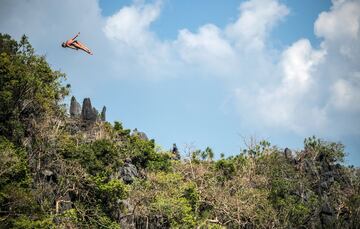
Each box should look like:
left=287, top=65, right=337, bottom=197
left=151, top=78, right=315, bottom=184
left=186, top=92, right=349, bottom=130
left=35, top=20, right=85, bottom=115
left=0, top=33, right=69, bottom=143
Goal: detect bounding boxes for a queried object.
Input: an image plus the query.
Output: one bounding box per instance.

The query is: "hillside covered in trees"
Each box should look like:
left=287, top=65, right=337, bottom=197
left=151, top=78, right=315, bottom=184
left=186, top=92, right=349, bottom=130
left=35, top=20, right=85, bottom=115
left=0, top=34, right=359, bottom=228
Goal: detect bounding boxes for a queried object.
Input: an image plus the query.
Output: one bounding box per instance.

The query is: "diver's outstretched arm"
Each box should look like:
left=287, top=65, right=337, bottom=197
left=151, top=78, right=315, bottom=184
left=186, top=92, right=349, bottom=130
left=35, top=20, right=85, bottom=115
left=72, top=32, right=80, bottom=40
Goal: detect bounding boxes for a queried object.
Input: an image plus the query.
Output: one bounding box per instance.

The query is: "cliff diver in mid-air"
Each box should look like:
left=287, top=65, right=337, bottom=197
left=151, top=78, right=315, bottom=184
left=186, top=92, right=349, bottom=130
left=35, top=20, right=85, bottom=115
left=61, top=32, right=93, bottom=55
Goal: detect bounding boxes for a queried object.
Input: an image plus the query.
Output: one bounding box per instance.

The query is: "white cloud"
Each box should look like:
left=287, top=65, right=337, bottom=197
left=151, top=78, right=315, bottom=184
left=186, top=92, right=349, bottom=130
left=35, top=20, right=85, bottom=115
left=104, top=0, right=162, bottom=48
left=316, top=0, right=360, bottom=134
left=101, top=0, right=289, bottom=78
left=225, top=0, right=289, bottom=50
left=234, top=39, right=326, bottom=133
left=330, top=74, right=360, bottom=112
left=175, top=24, right=236, bottom=75
left=315, top=0, right=360, bottom=62
left=280, top=39, right=325, bottom=92
left=266, top=39, right=325, bottom=128
left=229, top=0, right=360, bottom=138
left=102, top=0, right=183, bottom=80
left=168, top=0, right=288, bottom=80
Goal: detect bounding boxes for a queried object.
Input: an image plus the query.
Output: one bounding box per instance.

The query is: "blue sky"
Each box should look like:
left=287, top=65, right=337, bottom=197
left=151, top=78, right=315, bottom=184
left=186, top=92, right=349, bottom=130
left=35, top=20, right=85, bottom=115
left=1, top=0, right=359, bottom=165
left=100, top=0, right=331, bottom=46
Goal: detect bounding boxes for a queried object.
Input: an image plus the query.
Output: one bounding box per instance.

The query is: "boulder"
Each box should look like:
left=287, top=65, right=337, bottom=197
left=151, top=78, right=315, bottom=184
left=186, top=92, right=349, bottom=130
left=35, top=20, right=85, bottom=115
left=138, top=132, right=148, bottom=141
left=120, top=162, right=139, bottom=184
left=112, top=158, right=139, bottom=184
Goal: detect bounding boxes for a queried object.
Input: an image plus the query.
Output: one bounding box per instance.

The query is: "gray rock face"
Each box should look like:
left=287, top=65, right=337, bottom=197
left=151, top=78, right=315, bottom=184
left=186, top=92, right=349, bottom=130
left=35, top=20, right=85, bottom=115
left=132, top=128, right=148, bottom=141
left=111, top=159, right=139, bottom=184
left=81, top=98, right=98, bottom=122
left=101, top=106, right=106, bottom=121
left=70, top=96, right=81, bottom=117
left=137, top=132, right=148, bottom=141
left=92, top=107, right=99, bottom=118
left=70, top=96, right=107, bottom=124
left=120, top=162, right=139, bottom=184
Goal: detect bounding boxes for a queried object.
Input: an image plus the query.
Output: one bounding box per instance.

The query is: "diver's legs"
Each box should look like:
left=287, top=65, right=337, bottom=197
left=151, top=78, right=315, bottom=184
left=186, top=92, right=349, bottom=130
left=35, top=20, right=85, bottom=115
left=73, top=41, right=93, bottom=55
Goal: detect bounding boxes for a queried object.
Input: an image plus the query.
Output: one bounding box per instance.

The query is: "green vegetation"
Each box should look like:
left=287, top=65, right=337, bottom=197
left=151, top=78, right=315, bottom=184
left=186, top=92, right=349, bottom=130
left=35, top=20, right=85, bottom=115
left=0, top=34, right=359, bottom=228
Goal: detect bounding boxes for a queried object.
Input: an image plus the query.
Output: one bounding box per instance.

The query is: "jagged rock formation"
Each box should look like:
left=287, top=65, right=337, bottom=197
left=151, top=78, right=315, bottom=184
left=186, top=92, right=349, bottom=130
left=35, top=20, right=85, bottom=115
left=69, top=96, right=81, bottom=117
left=69, top=96, right=106, bottom=124
left=81, top=98, right=98, bottom=122
left=68, top=96, right=107, bottom=134
left=101, top=106, right=106, bottom=122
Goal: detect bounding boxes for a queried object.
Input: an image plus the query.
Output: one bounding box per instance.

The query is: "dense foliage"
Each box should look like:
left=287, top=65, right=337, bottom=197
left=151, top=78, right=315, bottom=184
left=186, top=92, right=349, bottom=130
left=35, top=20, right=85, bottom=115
left=0, top=34, right=359, bottom=228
